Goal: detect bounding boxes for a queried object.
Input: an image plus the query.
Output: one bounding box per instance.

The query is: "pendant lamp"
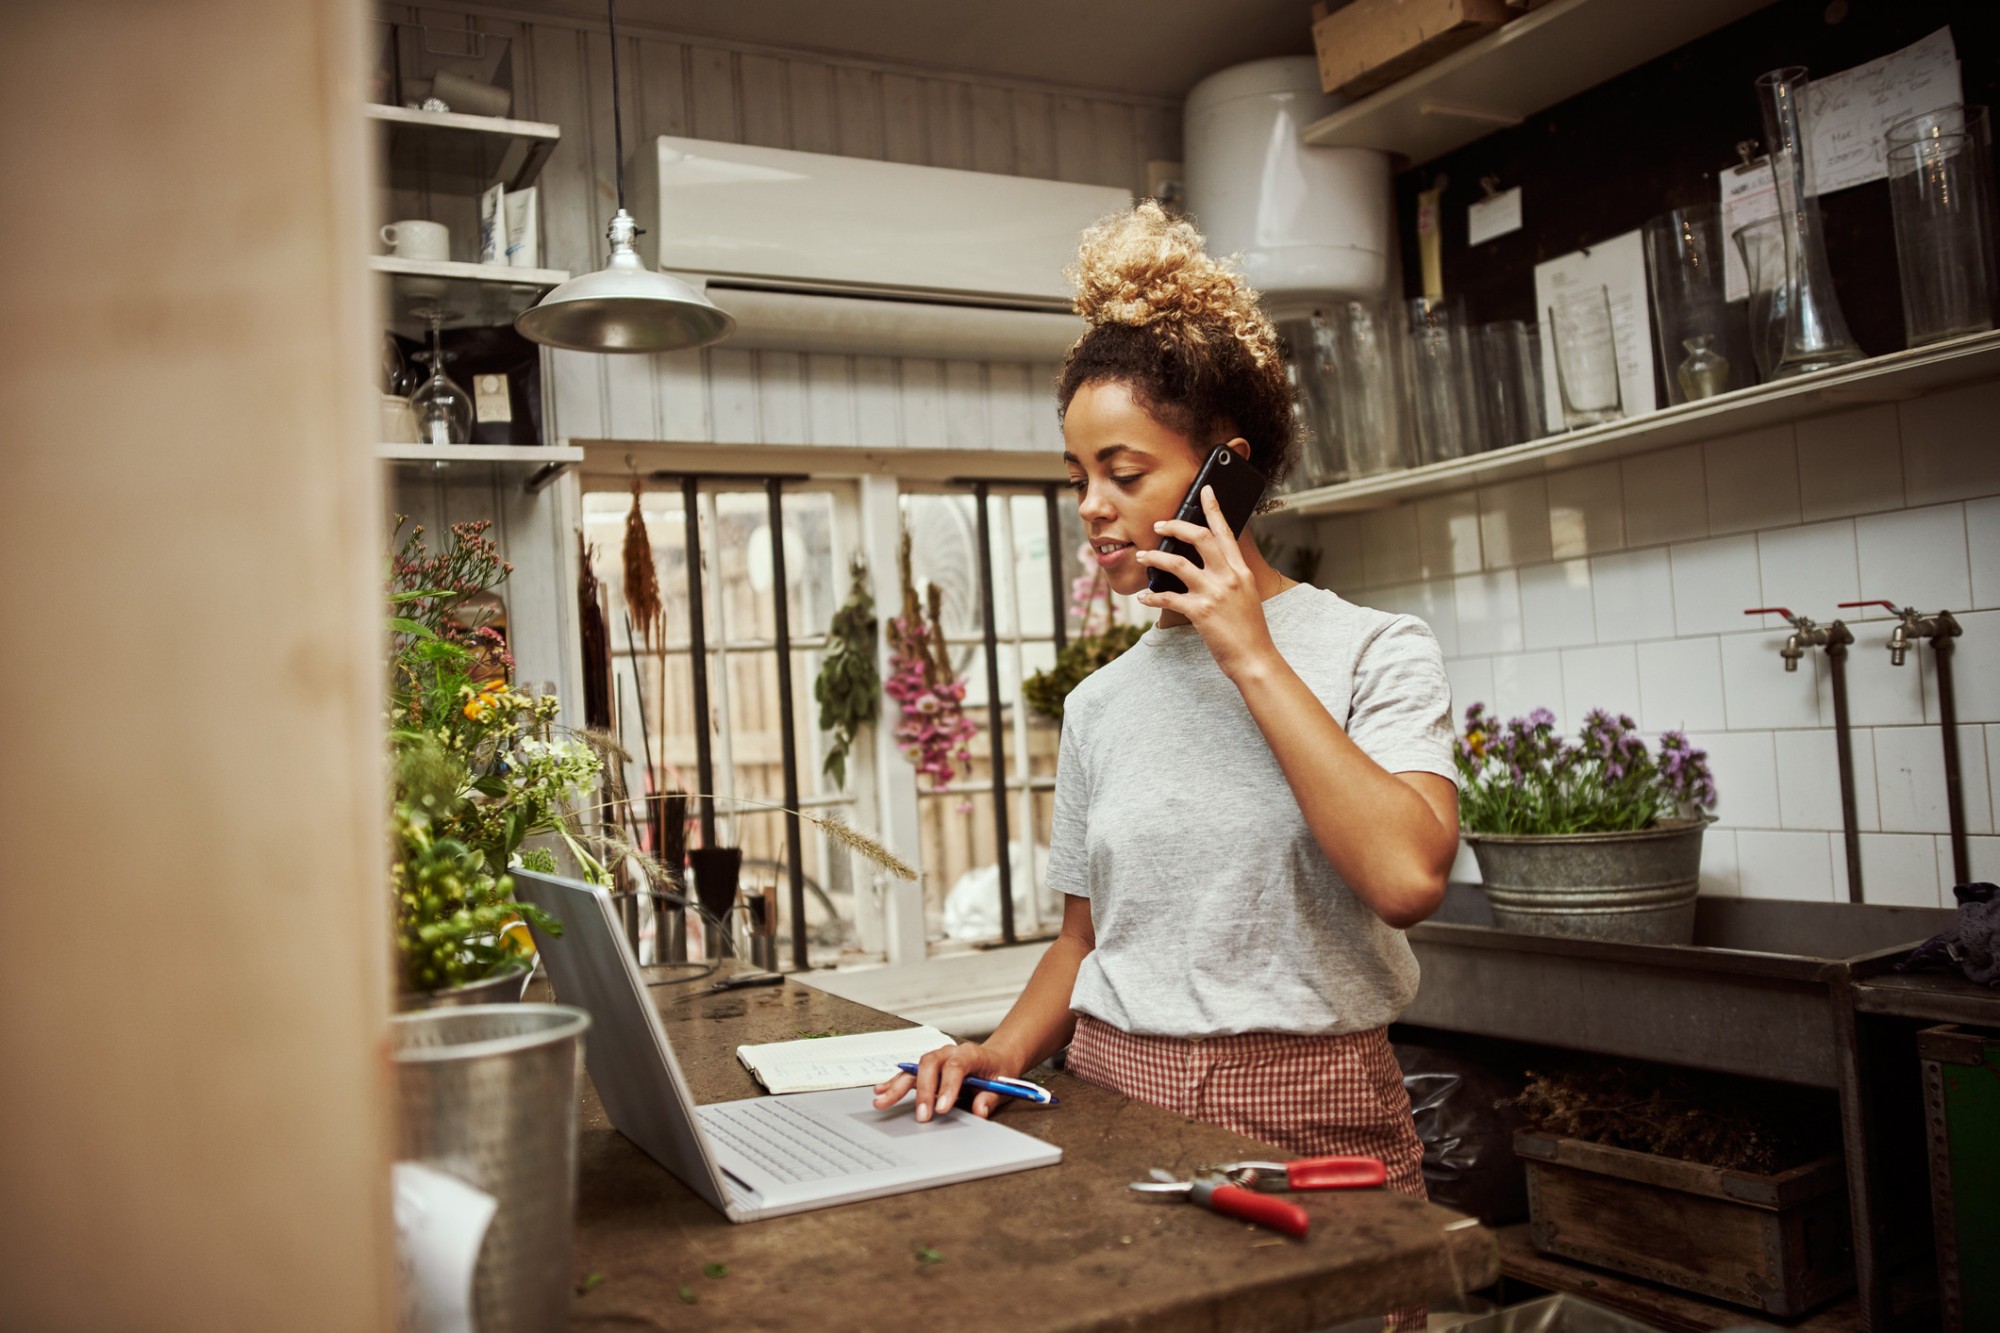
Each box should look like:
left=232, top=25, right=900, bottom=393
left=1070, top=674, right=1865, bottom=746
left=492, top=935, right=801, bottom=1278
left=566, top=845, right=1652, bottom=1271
left=515, top=0, right=734, bottom=354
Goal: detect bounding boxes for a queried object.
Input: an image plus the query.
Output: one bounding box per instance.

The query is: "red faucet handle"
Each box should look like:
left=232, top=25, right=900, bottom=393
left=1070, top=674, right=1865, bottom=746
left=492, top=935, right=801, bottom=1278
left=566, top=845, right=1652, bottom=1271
left=1744, top=606, right=1795, bottom=620
left=1839, top=599, right=1900, bottom=613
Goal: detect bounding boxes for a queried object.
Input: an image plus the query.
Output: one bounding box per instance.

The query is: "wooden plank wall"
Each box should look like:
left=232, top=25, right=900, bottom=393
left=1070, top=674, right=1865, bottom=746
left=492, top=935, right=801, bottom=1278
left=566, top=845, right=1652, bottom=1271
left=377, top=2, right=1179, bottom=453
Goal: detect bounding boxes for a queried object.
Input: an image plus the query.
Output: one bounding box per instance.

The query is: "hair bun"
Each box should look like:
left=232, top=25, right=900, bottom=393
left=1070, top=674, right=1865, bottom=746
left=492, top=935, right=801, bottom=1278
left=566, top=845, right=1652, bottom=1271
left=1066, top=201, right=1279, bottom=371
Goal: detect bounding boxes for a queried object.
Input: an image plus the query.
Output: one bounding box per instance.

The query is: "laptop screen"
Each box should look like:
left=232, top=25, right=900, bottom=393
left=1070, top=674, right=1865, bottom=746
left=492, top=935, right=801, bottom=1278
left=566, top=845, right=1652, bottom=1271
left=510, top=868, right=734, bottom=1211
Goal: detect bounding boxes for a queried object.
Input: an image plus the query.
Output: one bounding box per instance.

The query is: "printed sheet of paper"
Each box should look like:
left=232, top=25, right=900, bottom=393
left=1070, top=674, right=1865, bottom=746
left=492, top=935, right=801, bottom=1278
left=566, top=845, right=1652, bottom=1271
left=736, top=1025, right=956, bottom=1094
left=1532, top=231, right=1655, bottom=436
left=1807, top=27, right=1960, bottom=196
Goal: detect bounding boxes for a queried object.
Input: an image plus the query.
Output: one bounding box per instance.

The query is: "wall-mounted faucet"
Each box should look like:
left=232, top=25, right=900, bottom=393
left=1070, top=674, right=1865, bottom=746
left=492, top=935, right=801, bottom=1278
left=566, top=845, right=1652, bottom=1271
left=1748, top=606, right=1862, bottom=903
left=1841, top=599, right=1970, bottom=886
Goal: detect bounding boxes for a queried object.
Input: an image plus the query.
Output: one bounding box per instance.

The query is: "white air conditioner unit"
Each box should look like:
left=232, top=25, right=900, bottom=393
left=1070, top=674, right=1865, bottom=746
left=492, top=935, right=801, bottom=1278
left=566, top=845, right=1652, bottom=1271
left=644, top=136, right=1130, bottom=361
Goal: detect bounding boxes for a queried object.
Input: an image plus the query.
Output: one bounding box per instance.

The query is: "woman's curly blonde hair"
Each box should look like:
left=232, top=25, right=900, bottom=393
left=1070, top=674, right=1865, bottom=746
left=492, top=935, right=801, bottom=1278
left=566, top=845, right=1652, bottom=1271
left=1057, top=201, right=1299, bottom=487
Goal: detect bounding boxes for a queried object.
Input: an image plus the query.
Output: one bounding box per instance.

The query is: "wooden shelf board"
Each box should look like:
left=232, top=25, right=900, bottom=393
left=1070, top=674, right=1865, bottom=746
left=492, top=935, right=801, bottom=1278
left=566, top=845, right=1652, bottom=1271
left=1301, top=0, right=1775, bottom=165
left=377, top=443, right=583, bottom=464
left=370, top=256, right=568, bottom=337
left=377, top=442, right=583, bottom=493
left=1277, top=329, right=2000, bottom=518
left=365, top=103, right=560, bottom=193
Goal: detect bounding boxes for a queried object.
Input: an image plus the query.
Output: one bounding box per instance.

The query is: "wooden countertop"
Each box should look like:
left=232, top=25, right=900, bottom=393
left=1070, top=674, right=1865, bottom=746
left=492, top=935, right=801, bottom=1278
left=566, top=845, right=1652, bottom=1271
left=556, top=963, right=1498, bottom=1331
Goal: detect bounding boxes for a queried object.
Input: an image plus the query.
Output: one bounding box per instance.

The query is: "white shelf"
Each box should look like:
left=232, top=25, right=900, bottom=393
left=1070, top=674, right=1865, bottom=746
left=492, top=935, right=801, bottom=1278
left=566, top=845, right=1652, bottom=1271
left=1301, top=0, right=1774, bottom=165
left=377, top=442, right=584, bottom=494
left=365, top=103, right=560, bottom=193
left=371, top=256, right=568, bottom=338
left=1278, top=330, right=2000, bottom=517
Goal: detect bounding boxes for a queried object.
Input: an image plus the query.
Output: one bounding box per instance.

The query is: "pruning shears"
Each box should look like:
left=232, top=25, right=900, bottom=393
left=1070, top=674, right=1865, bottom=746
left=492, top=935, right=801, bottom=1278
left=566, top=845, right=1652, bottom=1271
left=1127, top=1154, right=1387, bottom=1237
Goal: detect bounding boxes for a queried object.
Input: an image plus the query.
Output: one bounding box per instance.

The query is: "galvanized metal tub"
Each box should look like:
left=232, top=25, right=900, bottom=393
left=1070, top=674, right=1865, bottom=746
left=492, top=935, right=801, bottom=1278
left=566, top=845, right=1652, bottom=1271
left=1461, top=818, right=1712, bottom=945
left=396, top=962, right=533, bottom=1011
left=391, top=1003, right=590, bottom=1333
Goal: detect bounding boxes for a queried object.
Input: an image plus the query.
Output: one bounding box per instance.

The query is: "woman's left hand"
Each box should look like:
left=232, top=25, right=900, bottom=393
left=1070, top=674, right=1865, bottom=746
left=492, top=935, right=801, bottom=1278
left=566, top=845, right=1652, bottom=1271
left=1135, top=485, right=1279, bottom=681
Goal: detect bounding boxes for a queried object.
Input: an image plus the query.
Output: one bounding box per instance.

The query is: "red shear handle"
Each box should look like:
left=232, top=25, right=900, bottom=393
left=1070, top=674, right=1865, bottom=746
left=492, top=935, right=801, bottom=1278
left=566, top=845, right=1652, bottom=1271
left=1205, top=1184, right=1310, bottom=1237
left=1289, top=1156, right=1388, bottom=1190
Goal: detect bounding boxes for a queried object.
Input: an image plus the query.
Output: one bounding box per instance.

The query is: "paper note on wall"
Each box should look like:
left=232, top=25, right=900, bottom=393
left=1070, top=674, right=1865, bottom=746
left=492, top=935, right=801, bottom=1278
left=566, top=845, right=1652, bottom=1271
left=1806, top=27, right=1961, bottom=197
left=1720, top=160, right=1782, bottom=303
left=1533, top=231, right=1656, bottom=436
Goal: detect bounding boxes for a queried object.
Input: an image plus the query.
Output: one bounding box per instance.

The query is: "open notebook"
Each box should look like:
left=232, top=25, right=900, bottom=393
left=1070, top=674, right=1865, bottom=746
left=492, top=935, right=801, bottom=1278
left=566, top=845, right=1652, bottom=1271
left=736, top=1025, right=956, bottom=1094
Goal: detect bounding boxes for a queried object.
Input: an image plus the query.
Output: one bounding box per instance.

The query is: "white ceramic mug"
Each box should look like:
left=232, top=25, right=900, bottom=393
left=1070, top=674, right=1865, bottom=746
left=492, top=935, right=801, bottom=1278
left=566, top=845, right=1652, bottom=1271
left=380, top=219, right=450, bottom=261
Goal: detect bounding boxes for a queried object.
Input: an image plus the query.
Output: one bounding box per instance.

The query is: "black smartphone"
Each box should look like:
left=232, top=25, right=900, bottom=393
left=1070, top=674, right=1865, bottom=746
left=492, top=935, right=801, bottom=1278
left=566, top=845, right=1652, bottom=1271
left=1145, top=445, right=1270, bottom=595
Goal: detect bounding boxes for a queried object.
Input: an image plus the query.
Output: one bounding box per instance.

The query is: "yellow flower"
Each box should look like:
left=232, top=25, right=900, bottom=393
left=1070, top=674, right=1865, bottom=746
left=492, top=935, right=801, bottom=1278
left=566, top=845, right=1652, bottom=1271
left=461, top=679, right=508, bottom=721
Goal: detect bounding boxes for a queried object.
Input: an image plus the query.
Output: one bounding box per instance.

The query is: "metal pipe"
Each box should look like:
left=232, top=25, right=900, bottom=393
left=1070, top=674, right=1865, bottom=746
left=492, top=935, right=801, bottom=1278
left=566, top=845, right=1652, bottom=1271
left=1842, top=600, right=1972, bottom=889
left=680, top=475, right=717, bottom=849
left=765, top=478, right=809, bottom=972
left=1043, top=483, right=1068, bottom=655
left=972, top=481, right=1016, bottom=945
left=1934, top=621, right=1969, bottom=885
left=1825, top=623, right=1864, bottom=904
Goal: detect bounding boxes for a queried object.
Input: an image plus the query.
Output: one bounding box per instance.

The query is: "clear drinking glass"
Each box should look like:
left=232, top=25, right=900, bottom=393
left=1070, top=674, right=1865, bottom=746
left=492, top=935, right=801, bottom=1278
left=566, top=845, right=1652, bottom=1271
left=1754, top=66, right=1865, bottom=377
left=1328, top=298, right=1416, bottom=478
left=1280, top=314, right=1347, bottom=488
left=1475, top=319, right=1543, bottom=448
left=1404, top=296, right=1485, bottom=463
left=1545, top=286, right=1622, bottom=428
left=1885, top=104, right=1997, bottom=346
left=1733, top=215, right=1791, bottom=383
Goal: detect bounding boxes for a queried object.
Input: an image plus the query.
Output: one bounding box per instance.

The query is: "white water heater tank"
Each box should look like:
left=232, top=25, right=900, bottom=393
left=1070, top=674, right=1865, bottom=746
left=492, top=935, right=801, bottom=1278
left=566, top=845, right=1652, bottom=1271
left=1183, top=57, right=1393, bottom=317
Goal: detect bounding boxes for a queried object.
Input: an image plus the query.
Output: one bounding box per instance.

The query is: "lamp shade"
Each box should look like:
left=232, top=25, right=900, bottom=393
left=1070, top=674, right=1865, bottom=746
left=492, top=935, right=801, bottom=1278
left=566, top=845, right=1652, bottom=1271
left=515, top=209, right=735, bottom=354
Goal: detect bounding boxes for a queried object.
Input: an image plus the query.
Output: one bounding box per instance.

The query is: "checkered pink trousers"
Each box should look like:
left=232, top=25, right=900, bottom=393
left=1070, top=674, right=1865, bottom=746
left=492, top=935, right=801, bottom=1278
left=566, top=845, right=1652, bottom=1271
left=1068, top=1014, right=1430, bottom=1331
left=1067, top=1015, right=1427, bottom=1197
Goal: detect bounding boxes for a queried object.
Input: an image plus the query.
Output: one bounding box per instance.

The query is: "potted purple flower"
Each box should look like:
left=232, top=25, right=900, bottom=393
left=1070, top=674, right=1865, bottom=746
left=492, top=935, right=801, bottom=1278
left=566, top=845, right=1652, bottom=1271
left=1455, top=704, right=1718, bottom=944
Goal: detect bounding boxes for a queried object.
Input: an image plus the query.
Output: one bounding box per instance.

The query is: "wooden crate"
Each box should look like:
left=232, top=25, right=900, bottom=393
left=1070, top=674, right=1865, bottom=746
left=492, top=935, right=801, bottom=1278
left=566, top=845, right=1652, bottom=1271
left=1515, top=1131, right=1853, bottom=1317
left=1310, top=0, right=1514, bottom=99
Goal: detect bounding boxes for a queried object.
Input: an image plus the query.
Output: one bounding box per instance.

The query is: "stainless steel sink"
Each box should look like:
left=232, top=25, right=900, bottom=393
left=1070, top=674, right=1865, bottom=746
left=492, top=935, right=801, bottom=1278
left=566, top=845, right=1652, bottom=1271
left=1404, top=884, right=1955, bottom=1087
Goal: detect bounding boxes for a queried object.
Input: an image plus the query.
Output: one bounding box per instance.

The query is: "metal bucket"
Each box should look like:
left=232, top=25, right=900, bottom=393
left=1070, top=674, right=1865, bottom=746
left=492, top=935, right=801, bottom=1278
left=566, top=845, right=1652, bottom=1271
left=395, top=964, right=533, bottom=1011
left=1462, top=820, right=1711, bottom=945
left=391, top=1003, right=590, bottom=1333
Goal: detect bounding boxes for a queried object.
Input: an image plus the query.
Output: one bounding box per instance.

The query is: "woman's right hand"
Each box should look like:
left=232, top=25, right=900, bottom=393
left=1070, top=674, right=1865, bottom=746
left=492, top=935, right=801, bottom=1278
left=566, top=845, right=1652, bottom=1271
left=871, top=1041, right=1013, bottom=1121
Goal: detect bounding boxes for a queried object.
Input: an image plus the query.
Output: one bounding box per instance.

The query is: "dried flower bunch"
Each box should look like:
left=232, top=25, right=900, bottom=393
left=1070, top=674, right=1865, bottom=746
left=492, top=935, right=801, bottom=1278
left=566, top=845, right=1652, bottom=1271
left=623, top=476, right=662, bottom=651
left=1456, top=703, right=1718, bottom=836
left=883, top=525, right=977, bottom=797
left=389, top=519, right=604, bottom=993
left=813, top=561, right=880, bottom=790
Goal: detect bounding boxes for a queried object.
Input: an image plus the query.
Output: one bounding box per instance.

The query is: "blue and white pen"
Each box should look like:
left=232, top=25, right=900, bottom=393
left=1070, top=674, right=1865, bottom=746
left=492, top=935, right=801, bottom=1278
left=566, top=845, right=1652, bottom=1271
left=894, top=1062, right=1060, bottom=1106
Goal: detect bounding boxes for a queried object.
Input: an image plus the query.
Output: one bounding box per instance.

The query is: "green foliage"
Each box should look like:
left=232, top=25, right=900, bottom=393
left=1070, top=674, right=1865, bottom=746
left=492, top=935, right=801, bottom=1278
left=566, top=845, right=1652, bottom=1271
left=1022, top=623, right=1146, bottom=723
left=387, top=520, right=601, bottom=994
left=1456, top=703, right=1717, bottom=836
left=813, top=563, right=881, bottom=790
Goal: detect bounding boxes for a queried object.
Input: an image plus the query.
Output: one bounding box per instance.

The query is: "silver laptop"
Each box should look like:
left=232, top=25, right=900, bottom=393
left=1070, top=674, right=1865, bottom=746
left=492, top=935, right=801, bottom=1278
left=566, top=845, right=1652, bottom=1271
left=512, top=868, right=1060, bottom=1222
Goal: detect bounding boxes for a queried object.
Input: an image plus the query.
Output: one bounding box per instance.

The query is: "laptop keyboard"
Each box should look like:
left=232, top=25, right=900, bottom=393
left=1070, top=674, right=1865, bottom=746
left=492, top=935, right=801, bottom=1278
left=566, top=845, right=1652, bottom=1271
left=699, top=1100, right=908, bottom=1184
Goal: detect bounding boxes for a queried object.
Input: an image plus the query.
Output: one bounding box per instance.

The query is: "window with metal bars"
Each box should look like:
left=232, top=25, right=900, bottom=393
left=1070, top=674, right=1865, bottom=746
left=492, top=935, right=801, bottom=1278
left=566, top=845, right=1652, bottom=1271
left=581, top=470, right=1099, bottom=966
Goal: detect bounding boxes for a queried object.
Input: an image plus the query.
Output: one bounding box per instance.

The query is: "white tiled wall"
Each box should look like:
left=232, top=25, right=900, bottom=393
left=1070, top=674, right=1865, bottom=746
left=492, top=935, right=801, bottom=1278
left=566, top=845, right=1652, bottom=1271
left=1306, top=381, right=2000, bottom=907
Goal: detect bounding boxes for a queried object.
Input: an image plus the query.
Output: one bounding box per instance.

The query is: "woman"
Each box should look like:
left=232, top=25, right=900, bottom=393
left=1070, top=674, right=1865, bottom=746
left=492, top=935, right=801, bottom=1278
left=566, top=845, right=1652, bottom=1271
left=873, top=202, right=1459, bottom=1209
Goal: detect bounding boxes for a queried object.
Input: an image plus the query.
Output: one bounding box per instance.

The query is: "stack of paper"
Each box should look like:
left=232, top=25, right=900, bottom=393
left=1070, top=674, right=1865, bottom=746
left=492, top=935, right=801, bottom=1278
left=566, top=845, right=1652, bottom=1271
left=735, top=1025, right=956, bottom=1094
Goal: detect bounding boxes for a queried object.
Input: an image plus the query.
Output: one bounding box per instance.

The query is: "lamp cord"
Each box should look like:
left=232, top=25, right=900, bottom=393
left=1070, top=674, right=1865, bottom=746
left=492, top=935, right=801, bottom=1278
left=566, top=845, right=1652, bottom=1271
left=608, top=0, right=626, bottom=213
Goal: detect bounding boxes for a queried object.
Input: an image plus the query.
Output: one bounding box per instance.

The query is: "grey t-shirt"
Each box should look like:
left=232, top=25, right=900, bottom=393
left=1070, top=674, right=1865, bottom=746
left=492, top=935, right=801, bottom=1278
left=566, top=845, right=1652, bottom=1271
left=1048, top=583, right=1456, bottom=1039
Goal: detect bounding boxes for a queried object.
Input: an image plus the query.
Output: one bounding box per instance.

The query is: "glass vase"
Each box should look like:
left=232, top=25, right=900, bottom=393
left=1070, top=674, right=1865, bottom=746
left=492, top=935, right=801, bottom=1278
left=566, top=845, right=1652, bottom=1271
left=1643, top=204, right=1746, bottom=404
left=1733, top=215, right=1792, bottom=383
left=1754, top=66, right=1864, bottom=378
